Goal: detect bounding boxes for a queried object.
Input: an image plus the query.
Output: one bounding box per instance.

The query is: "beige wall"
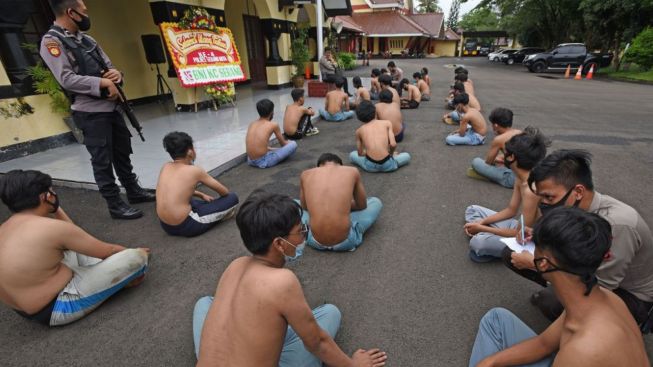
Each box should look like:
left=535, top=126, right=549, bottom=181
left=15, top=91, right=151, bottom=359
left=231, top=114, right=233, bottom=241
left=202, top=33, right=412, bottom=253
left=0, top=60, right=10, bottom=86
left=86, top=0, right=163, bottom=100
left=387, top=37, right=409, bottom=53
left=225, top=0, right=257, bottom=80
left=0, top=95, right=69, bottom=147
left=434, top=40, right=457, bottom=57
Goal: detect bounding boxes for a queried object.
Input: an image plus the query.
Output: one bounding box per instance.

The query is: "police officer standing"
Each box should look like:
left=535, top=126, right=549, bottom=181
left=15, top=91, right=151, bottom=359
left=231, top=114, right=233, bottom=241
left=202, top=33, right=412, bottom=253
left=40, top=0, right=155, bottom=219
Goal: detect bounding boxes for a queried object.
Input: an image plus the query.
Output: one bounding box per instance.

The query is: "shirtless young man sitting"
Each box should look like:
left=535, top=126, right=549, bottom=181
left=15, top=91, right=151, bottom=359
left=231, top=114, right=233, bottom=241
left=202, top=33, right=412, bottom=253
left=156, top=132, right=239, bottom=237
left=350, top=76, right=371, bottom=109
left=467, top=108, right=522, bottom=188
left=299, top=153, right=382, bottom=252
left=399, top=78, right=421, bottom=109
left=246, top=99, right=298, bottom=168
left=375, top=90, right=405, bottom=143
left=350, top=101, right=411, bottom=173
left=283, top=89, right=318, bottom=140
left=379, top=74, right=400, bottom=105
left=455, top=72, right=475, bottom=96
left=370, top=68, right=382, bottom=100
left=193, top=190, right=388, bottom=367
left=469, top=208, right=650, bottom=367
left=413, top=72, right=430, bottom=101
left=446, top=82, right=481, bottom=112
left=444, top=93, right=488, bottom=146
left=0, top=170, right=149, bottom=326
left=421, top=67, right=431, bottom=87
left=463, top=127, right=550, bottom=262
left=319, top=77, right=355, bottom=122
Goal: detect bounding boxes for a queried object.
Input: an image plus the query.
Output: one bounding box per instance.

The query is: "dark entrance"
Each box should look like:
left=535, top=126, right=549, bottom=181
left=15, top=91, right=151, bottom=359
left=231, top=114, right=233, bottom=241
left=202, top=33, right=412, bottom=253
left=243, top=15, right=267, bottom=83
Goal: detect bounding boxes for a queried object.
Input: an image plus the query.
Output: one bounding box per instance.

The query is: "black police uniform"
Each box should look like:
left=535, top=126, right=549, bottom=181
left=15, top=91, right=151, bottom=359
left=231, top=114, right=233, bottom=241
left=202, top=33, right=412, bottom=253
left=40, top=25, right=154, bottom=219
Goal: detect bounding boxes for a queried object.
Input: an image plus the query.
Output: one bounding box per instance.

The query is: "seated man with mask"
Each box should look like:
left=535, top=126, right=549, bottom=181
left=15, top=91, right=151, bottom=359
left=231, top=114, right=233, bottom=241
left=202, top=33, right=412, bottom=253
left=470, top=208, right=650, bottom=367
left=503, top=149, right=653, bottom=331
left=0, top=170, right=149, bottom=326
left=193, top=190, right=388, bottom=366
left=156, top=131, right=239, bottom=237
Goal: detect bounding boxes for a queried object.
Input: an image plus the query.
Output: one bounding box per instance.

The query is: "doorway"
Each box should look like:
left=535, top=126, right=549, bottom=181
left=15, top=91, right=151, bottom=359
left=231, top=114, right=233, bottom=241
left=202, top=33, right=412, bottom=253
left=243, top=15, right=267, bottom=83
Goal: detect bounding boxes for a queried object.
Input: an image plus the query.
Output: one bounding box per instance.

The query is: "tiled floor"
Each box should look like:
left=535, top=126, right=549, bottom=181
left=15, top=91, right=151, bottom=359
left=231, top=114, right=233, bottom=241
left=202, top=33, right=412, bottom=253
left=0, top=79, right=358, bottom=189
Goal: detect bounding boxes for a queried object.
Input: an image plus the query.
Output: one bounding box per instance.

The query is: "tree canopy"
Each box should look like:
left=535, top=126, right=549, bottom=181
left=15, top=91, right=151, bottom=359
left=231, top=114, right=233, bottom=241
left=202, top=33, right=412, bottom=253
left=416, top=0, right=442, bottom=13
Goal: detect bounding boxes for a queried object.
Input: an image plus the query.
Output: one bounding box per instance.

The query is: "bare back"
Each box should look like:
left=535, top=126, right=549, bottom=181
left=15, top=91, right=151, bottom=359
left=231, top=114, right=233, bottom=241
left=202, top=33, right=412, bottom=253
left=406, top=84, right=421, bottom=103
left=283, top=104, right=305, bottom=135
left=468, top=93, right=481, bottom=111
left=555, top=289, right=650, bottom=366
left=383, top=86, right=400, bottom=105
left=416, top=79, right=430, bottom=96
left=355, top=87, right=371, bottom=103
left=357, top=119, right=395, bottom=161
left=197, top=258, right=298, bottom=367
left=464, top=81, right=475, bottom=96
left=463, top=108, right=488, bottom=136
left=246, top=119, right=280, bottom=160
left=300, top=166, right=361, bottom=244
left=156, top=163, right=203, bottom=225
left=376, top=102, right=403, bottom=135
left=0, top=216, right=73, bottom=314
left=325, top=90, right=348, bottom=115
left=371, top=77, right=381, bottom=94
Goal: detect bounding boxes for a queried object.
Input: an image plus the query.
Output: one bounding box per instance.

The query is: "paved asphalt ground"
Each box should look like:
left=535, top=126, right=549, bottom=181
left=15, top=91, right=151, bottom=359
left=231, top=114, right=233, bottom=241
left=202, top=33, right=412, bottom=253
left=1, top=57, right=652, bottom=366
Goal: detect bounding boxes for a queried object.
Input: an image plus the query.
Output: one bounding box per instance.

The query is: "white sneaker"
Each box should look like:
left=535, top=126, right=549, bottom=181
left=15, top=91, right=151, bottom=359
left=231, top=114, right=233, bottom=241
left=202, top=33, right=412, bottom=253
left=305, top=128, right=320, bottom=136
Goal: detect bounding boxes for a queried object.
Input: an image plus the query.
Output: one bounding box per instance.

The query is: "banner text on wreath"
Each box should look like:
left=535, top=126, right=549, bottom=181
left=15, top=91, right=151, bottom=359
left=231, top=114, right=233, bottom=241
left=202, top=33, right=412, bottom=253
left=160, top=22, right=245, bottom=87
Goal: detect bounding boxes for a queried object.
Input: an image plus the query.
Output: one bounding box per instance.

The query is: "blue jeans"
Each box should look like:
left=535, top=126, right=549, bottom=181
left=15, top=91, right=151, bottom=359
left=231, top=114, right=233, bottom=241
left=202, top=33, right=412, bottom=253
left=193, top=297, right=341, bottom=366
left=465, top=205, right=518, bottom=258
left=446, top=128, right=486, bottom=146
left=471, top=157, right=515, bottom=189
left=300, top=197, right=383, bottom=252
left=451, top=110, right=462, bottom=123
left=248, top=141, right=297, bottom=168
left=349, top=151, right=411, bottom=172
left=469, top=308, right=554, bottom=367
left=319, top=109, right=355, bottom=122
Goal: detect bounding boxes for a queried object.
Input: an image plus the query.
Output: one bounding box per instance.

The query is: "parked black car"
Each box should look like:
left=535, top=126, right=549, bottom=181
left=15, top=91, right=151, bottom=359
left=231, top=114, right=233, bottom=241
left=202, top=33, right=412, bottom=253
left=523, top=43, right=613, bottom=73
left=504, top=47, right=545, bottom=65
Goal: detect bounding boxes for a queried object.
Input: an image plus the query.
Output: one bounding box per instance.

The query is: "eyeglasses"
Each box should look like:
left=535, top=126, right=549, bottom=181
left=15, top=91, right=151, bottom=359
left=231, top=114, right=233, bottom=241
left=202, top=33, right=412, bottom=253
left=286, top=223, right=309, bottom=238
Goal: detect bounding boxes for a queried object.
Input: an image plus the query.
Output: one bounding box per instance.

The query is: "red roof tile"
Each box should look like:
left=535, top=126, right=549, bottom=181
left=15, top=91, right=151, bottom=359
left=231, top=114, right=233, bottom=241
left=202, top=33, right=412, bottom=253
left=445, top=29, right=461, bottom=40
left=334, top=16, right=365, bottom=33
left=408, top=13, right=444, bottom=38
left=350, top=12, right=429, bottom=36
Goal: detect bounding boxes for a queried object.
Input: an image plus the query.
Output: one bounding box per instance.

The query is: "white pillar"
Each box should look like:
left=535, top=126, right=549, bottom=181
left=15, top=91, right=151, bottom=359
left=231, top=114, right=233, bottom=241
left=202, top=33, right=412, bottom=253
left=316, top=0, right=323, bottom=81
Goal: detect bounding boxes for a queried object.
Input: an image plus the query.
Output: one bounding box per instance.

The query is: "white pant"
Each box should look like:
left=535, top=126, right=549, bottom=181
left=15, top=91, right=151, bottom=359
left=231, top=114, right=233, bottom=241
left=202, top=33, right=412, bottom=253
left=49, top=249, right=148, bottom=326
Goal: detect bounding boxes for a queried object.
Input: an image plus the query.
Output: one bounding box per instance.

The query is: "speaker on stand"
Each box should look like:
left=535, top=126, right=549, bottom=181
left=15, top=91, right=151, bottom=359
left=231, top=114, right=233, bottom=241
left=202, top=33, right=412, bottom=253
left=141, top=34, right=173, bottom=101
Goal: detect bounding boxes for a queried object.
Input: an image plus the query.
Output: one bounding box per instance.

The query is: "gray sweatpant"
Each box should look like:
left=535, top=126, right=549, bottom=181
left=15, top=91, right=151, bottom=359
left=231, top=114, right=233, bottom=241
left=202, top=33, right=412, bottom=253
left=465, top=205, right=519, bottom=258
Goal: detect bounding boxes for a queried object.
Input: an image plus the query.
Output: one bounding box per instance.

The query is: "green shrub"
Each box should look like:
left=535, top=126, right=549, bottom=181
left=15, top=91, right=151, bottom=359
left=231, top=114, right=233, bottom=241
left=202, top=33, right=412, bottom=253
left=337, top=52, right=357, bottom=70
left=625, top=27, right=653, bottom=71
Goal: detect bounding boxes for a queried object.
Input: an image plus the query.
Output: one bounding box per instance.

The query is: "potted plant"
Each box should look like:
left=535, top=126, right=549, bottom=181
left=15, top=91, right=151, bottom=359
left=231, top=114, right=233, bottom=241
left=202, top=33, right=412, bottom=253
left=23, top=44, right=84, bottom=143
left=290, top=25, right=310, bottom=88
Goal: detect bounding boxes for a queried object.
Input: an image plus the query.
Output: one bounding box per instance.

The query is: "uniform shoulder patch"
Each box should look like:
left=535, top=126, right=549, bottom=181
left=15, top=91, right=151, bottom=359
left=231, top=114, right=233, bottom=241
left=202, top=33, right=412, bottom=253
left=45, top=41, right=62, bottom=58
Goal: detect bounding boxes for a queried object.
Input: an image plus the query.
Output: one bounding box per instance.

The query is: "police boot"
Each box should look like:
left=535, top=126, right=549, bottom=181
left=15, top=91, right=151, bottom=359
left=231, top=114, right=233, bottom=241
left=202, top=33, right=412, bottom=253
left=125, top=184, right=156, bottom=204
left=107, top=197, right=144, bottom=220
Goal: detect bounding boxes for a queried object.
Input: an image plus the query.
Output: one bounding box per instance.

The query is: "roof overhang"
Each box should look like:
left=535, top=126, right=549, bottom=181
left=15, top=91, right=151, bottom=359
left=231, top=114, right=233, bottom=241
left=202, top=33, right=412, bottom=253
left=364, top=0, right=402, bottom=9
left=366, top=33, right=425, bottom=37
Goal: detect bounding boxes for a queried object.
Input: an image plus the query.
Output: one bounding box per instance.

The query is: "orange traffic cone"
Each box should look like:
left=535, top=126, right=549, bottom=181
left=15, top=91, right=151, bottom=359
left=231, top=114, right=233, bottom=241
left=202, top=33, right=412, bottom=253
left=564, top=65, right=571, bottom=79
left=574, top=65, right=583, bottom=80
left=586, top=64, right=595, bottom=80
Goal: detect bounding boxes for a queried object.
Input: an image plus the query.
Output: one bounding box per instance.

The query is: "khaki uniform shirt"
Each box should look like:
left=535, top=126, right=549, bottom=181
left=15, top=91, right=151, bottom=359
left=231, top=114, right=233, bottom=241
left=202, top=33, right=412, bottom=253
left=39, top=26, right=117, bottom=113
left=592, top=192, right=653, bottom=302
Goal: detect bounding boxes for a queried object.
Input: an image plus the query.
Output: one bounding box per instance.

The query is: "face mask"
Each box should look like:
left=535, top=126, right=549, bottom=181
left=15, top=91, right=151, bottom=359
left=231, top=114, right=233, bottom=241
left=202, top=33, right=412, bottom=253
left=69, top=9, right=91, bottom=31
left=504, top=154, right=515, bottom=168
left=279, top=237, right=305, bottom=263
left=46, top=190, right=60, bottom=213
left=538, top=187, right=580, bottom=216
left=534, top=257, right=597, bottom=296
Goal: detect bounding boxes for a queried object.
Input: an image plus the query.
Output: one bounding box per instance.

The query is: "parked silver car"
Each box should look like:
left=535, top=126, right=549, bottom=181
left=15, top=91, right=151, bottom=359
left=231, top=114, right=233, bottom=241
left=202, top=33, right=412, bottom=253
left=488, top=49, right=516, bottom=62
